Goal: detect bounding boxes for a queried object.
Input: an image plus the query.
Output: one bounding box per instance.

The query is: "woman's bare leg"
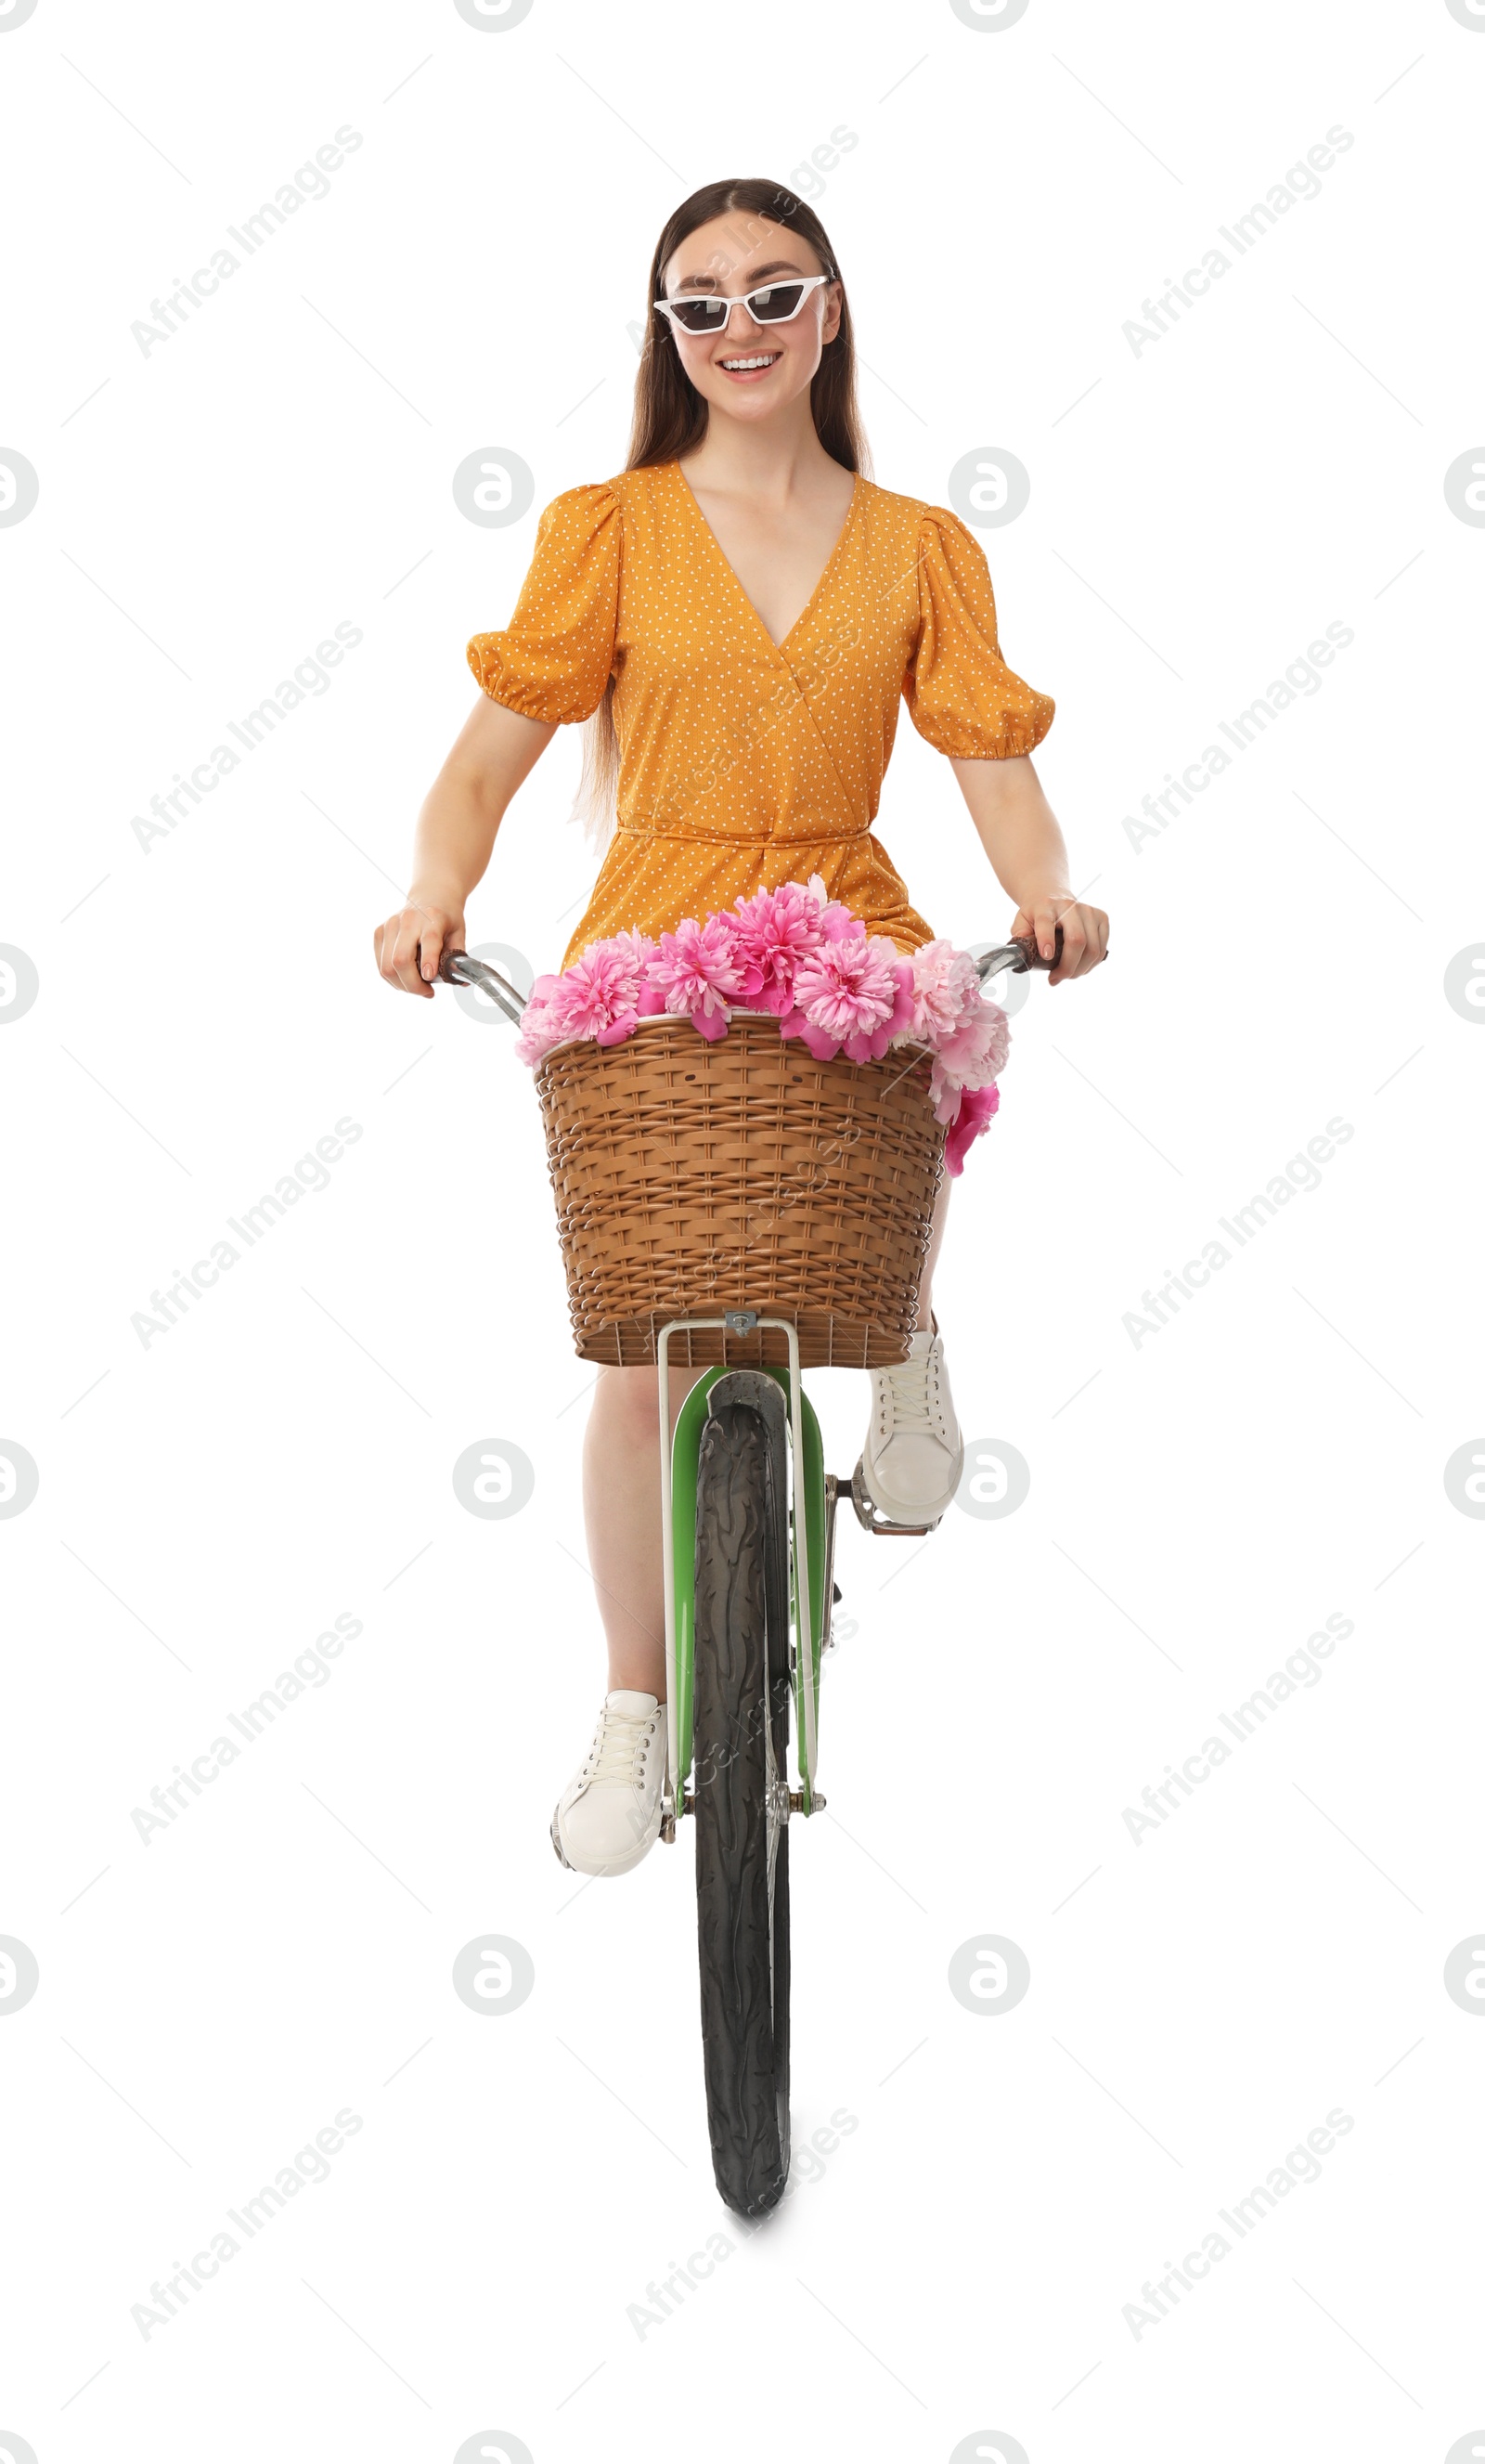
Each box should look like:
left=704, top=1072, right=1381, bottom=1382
left=582, top=1364, right=705, bottom=1698
left=917, top=1176, right=951, bottom=1324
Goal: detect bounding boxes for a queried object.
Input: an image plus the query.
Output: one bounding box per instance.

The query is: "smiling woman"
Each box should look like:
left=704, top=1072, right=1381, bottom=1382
left=463, top=182, right=1057, bottom=967
left=375, top=172, right=1108, bottom=1889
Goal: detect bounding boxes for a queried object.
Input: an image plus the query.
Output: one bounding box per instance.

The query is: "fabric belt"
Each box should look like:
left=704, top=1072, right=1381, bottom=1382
left=614, top=821, right=872, bottom=848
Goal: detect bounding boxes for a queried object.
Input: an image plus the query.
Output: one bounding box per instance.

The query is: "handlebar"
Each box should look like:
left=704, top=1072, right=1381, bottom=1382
left=437, top=923, right=1065, bottom=1021
left=436, top=949, right=527, bottom=1023
left=975, top=925, right=1064, bottom=982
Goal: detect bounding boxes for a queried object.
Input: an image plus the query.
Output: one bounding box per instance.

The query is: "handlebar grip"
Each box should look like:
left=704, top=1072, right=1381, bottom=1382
left=1010, top=924, right=1064, bottom=972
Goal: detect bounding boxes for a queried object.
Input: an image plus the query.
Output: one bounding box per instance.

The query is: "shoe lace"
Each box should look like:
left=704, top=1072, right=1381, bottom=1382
left=586, top=1706, right=654, bottom=1788
left=878, top=1349, right=943, bottom=1438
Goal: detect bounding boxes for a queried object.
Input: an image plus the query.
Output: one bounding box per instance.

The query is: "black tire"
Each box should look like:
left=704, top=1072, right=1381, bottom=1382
left=691, top=1379, right=793, bottom=2217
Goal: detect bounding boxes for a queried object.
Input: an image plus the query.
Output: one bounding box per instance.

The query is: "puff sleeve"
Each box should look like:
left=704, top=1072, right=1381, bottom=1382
left=902, top=508, right=1054, bottom=759
left=465, top=481, right=621, bottom=723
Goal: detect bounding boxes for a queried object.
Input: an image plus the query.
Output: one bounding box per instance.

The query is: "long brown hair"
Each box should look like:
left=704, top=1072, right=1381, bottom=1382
left=572, top=179, right=871, bottom=841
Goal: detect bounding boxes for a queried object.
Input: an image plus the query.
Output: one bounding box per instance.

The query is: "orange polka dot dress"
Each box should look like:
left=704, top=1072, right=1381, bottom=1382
left=465, top=460, right=1054, bottom=970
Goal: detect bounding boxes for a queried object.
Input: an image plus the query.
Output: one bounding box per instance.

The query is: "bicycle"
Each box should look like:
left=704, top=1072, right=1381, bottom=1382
left=437, top=925, right=1061, bottom=2215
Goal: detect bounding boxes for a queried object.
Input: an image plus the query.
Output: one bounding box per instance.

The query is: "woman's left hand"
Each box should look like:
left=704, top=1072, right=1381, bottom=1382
left=1010, top=893, right=1109, bottom=985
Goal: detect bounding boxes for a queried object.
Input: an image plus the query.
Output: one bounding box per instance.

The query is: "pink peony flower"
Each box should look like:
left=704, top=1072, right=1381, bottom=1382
left=943, top=1081, right=1001, bottom=1175
left=652, top=913, right=745, bottom=1042
left=906, top=939, right=983, bottom=1043
left=526, top=930, right=659, bottom=1054
left=511, top=973, right=571, bottom=1068
left=928, top=996, right=1011, bottom=1118
left=729, top=880, right=828, bottom=1012
left=725, top=877, right=861, bottom=1018
left=781, top=934, right=917, bottom=1065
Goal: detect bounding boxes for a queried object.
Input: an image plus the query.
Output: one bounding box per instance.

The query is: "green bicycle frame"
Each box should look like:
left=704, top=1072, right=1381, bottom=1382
left=667, top=1362, right=827, bottom=1815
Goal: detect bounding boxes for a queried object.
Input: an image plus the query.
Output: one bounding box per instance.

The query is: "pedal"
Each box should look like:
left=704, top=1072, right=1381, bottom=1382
left=848, top=1459, right=944, bottom=1538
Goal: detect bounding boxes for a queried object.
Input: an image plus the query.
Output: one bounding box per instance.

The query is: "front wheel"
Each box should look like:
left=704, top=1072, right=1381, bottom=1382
left=691, top=1376, right=793, bottom=2217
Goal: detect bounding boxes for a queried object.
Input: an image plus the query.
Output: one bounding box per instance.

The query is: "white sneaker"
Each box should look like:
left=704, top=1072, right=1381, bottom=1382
left=551, top=1690, right=666, bottom=1877
left=861, top=1321, right=964, bottom=1525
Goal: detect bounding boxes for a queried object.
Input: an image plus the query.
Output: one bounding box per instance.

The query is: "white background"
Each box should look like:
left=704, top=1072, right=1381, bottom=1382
left=3, top=1, right=1482, bottom=2458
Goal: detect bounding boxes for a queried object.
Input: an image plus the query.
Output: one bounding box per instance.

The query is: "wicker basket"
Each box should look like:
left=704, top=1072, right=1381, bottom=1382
left=534, top=1014, right=946, bottom=1368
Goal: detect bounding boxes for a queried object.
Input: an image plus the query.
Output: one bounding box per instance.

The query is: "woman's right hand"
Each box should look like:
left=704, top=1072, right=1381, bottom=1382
left=374, top=895, right=464, bottom=998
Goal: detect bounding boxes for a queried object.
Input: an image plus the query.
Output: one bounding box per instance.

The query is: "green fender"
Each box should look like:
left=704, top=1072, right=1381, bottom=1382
left=669, top=1365, right=826, bottom=1807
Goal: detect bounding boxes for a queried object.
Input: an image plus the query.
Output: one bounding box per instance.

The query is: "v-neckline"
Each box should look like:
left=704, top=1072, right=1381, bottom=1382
left=668, top=459, right=861, bottom=657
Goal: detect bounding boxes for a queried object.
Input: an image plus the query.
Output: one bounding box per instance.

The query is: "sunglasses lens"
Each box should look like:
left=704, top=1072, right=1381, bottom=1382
left=668, top=297, right=728, bottom=333
left=750, top=281, right=807, bottom=322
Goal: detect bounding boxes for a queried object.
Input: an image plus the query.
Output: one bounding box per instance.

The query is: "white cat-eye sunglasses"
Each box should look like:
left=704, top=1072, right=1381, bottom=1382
left=653, top=272, right=834, bottom=338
